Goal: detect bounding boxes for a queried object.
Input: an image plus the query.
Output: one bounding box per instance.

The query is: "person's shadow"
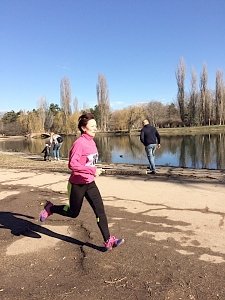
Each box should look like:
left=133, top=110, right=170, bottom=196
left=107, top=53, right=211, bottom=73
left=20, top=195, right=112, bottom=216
left=0, top=211, right=106, bottom=252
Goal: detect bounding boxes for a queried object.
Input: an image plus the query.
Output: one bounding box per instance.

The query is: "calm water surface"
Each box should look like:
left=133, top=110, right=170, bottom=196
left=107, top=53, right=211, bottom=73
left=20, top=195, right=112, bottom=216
left=1, top=133, right=225, bottom=170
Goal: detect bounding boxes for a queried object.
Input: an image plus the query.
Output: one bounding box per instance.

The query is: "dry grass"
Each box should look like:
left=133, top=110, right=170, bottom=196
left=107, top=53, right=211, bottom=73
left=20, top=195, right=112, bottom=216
left=0, top=151, right=69, bottom=173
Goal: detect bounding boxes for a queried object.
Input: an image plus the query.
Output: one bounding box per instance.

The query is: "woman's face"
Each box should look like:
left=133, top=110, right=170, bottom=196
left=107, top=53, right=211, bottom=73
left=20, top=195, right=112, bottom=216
left=82, top=119, right=97, bottom=137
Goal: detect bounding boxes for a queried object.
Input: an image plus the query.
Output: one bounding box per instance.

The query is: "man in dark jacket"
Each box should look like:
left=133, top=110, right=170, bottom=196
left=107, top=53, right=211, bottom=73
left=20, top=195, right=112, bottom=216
left=140, top=119, right=161, bottom=174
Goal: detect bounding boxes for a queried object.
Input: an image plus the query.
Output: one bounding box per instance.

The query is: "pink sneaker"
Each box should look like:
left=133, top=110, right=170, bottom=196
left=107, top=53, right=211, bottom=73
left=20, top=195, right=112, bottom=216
left=39, top=201, right=53, bottom=222
left=104, top=236, right=125, bottom=251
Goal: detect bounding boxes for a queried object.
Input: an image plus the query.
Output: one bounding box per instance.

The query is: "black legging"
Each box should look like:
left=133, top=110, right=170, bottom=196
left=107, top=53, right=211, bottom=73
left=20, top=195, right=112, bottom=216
left=50, top=181, right=110, bottom=242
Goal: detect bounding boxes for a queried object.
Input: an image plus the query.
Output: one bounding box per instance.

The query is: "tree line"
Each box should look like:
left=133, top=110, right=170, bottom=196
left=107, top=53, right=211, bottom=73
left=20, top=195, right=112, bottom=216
left=1, top=58, right=225, bottom=136
left=176, top=58, right=225, bottom=126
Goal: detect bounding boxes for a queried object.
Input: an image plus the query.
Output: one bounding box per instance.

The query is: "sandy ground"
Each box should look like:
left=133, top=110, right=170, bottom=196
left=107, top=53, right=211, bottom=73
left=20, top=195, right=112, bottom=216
left=1, top=166, right=225, bottom=262
left=1, top=152, right=225, bottom=299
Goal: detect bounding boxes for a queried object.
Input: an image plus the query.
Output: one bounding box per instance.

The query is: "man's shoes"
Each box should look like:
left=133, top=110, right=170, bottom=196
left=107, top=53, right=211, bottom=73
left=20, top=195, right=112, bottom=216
left=146, top=170, right=156, bottom=175
left=104, top=236, right=125, bottom=251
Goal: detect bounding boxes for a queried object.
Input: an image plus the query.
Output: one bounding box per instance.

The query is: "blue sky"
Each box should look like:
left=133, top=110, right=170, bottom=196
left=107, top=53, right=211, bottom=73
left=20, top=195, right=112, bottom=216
left=1, top=0, right=225, bottom=112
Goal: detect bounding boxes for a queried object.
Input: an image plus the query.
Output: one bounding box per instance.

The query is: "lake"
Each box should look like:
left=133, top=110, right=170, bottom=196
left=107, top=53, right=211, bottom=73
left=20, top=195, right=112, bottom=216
left=1, top=133, right=225, bottom=170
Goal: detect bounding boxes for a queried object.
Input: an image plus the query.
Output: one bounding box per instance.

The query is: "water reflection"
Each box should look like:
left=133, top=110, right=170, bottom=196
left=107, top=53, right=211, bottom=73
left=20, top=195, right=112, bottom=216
left=0, top=133, right=225, bottom=170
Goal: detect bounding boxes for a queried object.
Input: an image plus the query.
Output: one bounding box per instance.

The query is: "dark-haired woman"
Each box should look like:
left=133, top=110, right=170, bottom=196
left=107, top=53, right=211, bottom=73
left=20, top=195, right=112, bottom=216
left=39, top=113, right=124, bottom=251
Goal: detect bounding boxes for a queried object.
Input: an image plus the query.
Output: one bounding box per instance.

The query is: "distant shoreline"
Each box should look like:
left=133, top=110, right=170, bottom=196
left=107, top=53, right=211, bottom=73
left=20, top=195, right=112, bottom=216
left=1, top=124, right=225, bottom=140
left=100, top=125, right=225, bottom=136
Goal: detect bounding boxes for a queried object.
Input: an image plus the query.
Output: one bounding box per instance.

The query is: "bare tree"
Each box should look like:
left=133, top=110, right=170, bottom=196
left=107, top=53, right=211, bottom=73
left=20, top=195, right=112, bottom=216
left=125, top=105, right=143, bottom=132
left=207, top=89, right=214, bottom=126
left=199, top=64, right=210, bottom=125
left=37, top=97, right=48, bottom=131
left=96, top=74, right=110, bottom=131
left=60, top=77, right=72, bottom=133
left=215, top=70, right=224, bottom=125
left=188, top=69, right=198, bottom=126
left=26, top=110, right=43, bottom=133
left=18, top=111, right=29, bottom=134
left=45, top=110, right=54, bottom=132
left=73, top=97, right=79, bottom=113
left=145, top=101, right=167, bottom=127
left=110, top=109, right=127, bottom=131
left=69, top=97, right=80, bottom=134
left=223, top=87, right=225, bottom=124
left=176, top=58, right=186, bottom=123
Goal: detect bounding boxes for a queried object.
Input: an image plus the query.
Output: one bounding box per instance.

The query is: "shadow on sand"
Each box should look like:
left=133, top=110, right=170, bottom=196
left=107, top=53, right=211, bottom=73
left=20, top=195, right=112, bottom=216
left=0, top=211, right=106, bottom=252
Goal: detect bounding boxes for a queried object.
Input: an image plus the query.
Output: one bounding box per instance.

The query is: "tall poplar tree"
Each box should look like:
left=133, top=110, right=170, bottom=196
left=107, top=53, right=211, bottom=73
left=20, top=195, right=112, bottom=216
left=189, top=69, right=198, bottom=126
left=96, top=74, right=110, bottom=131
left=199, top=65, right=209, bottom=125
left=215, top=70, right=224, bottom=125
left=60, top=77, right=72, bottom=133
left=176, top=58, right=186, bottom=124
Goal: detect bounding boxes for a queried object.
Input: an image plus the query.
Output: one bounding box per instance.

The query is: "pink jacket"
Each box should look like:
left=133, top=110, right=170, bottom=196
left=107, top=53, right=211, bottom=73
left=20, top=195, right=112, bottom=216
left=68, top=133, right=98, bottom=184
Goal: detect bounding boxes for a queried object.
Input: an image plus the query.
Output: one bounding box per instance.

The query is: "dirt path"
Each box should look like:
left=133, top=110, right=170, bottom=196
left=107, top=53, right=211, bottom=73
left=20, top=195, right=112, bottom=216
left=0, top=153, right=225, bottom=299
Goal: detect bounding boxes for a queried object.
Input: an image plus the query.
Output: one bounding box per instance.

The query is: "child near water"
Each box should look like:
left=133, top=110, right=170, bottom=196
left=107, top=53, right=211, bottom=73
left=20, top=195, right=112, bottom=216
left=41, top=143, right=51, bottom=161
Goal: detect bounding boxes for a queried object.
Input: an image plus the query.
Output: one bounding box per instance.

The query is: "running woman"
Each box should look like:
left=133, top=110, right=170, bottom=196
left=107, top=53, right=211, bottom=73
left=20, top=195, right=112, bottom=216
left=39, top=112, right=124, bottom=251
